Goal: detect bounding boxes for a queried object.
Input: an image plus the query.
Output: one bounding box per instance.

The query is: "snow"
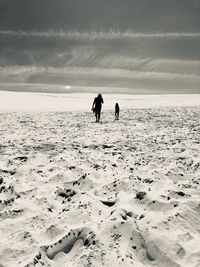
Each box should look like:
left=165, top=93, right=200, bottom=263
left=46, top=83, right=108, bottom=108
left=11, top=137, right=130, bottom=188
left=0, top=91, right=200, bottom=267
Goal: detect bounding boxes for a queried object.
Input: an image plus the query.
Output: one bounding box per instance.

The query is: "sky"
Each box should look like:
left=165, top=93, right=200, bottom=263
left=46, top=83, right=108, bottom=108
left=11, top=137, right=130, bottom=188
left=0, top=0, right=200, bottom=32
left=0, top=0, right=200, bottom=93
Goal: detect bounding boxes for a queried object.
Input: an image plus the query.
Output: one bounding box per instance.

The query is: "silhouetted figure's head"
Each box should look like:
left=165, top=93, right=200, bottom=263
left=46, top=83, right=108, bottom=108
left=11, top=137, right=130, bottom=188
left=98, top=94, right=102, bottom=98
left=115, top=103, right=119, bottom=108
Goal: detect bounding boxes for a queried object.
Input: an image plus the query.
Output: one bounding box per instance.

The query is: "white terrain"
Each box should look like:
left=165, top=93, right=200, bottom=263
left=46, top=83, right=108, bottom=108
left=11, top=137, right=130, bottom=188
left=0, top=91, right=200, bottom=267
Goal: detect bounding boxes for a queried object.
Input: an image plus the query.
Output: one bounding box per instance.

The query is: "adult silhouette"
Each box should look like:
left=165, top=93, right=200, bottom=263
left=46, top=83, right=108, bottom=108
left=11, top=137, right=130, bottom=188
left=115, top=103, right=120, bottom=120
left=92, top=94, right=104, bottom=122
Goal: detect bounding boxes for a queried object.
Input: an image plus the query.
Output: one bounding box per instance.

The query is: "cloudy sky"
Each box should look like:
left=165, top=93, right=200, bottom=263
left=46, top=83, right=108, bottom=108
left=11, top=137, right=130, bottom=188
left=0, top=0, right=200, bottom=93
left=1, top=0, right=200, bottom=32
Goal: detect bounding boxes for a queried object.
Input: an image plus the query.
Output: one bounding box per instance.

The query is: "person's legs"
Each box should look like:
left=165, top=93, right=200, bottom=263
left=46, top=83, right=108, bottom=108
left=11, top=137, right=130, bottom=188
left=96, top=112, right=100, bottom=122
left=95, top=111, right=98, bottom=122
left=98, top=111, right=101, bottom=122
left=115, top=112, right=119, bottom=120
left=95, top=110, right=100, bottom=122
left=96, top=107, right=101, bottom=122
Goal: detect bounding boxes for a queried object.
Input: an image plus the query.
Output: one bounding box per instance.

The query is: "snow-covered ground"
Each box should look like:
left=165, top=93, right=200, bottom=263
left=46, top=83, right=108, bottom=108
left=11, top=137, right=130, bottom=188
left=0, top=91, right=200, bottom=267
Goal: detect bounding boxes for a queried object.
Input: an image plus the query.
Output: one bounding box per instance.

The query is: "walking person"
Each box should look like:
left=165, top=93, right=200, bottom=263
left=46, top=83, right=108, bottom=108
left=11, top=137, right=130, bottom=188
left=115, top=103, right=120, bottom=120
left=92, top=94, right=104, bottom=122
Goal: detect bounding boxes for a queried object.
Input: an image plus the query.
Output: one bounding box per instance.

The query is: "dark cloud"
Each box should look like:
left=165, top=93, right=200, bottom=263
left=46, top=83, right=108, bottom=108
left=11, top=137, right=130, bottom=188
left=0, top=0, right=199, bottom=32
left=0, top=0, right=199, bottom=93
left=0, top=31, right=200, bottom=67
left=0, top=31, right=199, bottom=93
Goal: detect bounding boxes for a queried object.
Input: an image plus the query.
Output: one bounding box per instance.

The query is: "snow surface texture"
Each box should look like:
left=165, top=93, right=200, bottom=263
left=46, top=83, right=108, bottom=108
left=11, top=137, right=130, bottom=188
left=0, top=93, right=200, bottom=267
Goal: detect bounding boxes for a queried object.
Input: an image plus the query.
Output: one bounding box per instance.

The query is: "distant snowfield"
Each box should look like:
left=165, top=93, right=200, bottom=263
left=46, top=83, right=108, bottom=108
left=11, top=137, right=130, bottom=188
left=0, top=90, right=200, bottom=112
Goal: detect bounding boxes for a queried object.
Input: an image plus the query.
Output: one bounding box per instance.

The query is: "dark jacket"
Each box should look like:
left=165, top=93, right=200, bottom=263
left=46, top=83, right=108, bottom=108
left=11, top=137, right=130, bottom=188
left=93, top=96, right=104, bottom=110
left=115, top=104, right=120, bottom=113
